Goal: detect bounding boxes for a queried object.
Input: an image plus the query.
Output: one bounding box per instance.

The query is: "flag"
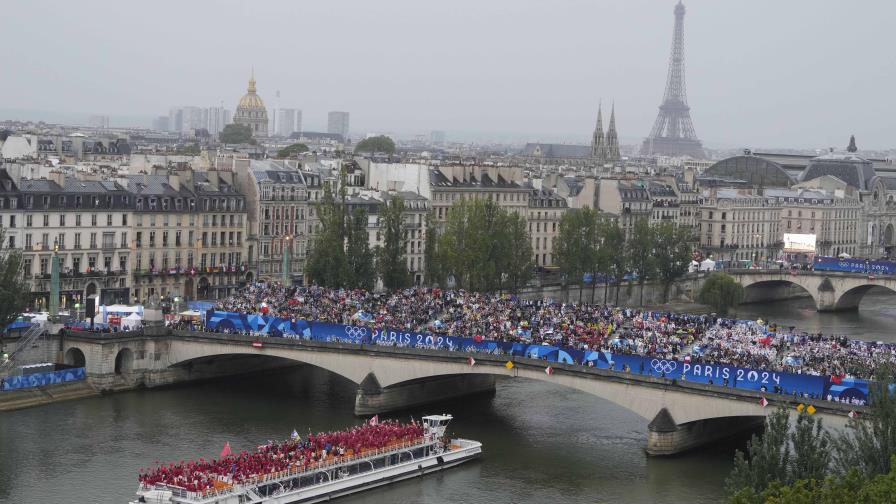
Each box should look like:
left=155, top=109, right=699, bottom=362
left=759, top=397, right=768, bottom=408
left=545, top=366, right=554, bottom=376
left=505, top=361, right=514, bottom=369
left=220, top=441, right=232, bottom=458
left=370, top=415, right=379, bottom=426
left=830, top=374, right=844, bottom=385
left=467, top=356, right=476, bottom=367
left=848, top=410, right=860, bottom=419
left=806, top=405, right=816, bottom=415
left=252, top=341, right=263, bottom=348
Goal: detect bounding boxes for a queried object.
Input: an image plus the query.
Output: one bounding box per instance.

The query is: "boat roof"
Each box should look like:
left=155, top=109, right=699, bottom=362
left=422, top=414, right=453, bottom=421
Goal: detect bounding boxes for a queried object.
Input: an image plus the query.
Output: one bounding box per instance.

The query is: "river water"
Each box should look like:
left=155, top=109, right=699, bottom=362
left=1, top=292, right=894, bottom=504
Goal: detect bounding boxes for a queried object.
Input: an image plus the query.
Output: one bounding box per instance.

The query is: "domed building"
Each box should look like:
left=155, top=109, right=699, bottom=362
left=234, top=71, right=268, bottom=137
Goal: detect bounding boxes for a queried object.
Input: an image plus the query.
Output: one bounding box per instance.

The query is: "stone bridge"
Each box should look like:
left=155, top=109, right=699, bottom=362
left=60, top=329, right=858, bottom=456
left=681, top=269, right=896, bottom=311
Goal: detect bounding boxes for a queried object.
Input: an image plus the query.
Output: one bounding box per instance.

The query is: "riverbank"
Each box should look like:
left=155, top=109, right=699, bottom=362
left=0, top=380, right=99, bottom=412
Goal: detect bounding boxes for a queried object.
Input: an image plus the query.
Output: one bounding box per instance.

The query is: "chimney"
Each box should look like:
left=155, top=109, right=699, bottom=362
left=168, top=172, right=181, bottom=192
left=49, top=169, right=66, bottom=187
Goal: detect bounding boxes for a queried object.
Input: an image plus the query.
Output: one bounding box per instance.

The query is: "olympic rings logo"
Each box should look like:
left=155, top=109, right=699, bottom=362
left=344, top=326, right=368, bottom=338
left=651, top=359, right=677, bottom=374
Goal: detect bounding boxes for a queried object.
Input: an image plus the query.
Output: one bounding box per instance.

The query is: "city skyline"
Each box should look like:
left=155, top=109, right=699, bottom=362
left=1, top=0, right=895, bottom=149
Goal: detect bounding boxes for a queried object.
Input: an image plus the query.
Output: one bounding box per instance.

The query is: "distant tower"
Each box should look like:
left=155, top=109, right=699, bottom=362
left=234, top=69, right=268, bottom=137
left=591, top=103, right=607, bottom=164
left=847, top=134, right=858, bottom=153
left=641, top=1, right=704, bottom=158
left=606, top=103, right=620, bottom=162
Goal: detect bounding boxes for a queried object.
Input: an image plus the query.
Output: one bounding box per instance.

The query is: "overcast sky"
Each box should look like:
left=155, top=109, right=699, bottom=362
left=1, top=0, right=893, bottom=149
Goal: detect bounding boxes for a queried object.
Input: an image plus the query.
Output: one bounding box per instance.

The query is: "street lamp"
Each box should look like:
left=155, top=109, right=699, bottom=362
left=281, top=235, right=292, bottom=286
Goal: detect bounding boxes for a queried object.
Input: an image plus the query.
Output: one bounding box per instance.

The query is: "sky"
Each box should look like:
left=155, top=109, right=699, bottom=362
left=1, top=0, right=894, bottom=149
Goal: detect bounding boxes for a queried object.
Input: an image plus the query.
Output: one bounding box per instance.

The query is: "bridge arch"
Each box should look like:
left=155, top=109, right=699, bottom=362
left=834, top=284, right=896, bottom=311
left=739, top=278, right=819, bottom=307
left=114, top=348, right=134, bottom=374
left=65, top=347, right=86, bottom=368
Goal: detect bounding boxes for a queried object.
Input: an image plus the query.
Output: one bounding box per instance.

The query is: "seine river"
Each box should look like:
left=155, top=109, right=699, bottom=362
left=1, top=291, right=894, bottom=504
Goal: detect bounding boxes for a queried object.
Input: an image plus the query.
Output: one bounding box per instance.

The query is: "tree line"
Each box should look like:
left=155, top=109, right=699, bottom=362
left=305, top=169, right=412, bottom=291
left=726, top=368, right=896, bottom=503
left=552, top=208, right=695, bottom=305
left=424, top=198, right=532, bottom=293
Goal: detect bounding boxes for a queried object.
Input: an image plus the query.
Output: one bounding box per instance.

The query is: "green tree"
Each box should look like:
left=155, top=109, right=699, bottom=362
left=553, top=208, right=596, bottom=302
left=698, top=271, right=745, bottom=315
left=653, top=222, right=695, bottom=302
left=0, top=228, right=28, bottom=355
left=346, top=208, right=375, bottom=290
left=306, top=183, right=349, bottom=287
left=602, top=219, right=627, bottom=305
left=423, top=211, right=443, bottom=287
left=627, top=217, right=655, bottom=306
left=438, top=198, right=531, bottom=293
left=354, top=135, right=396, bottom=154
left=376, top=196, right=412, bottom=290
left=276, top=143, right=309, bottom=158
left=789, top=411, right=832, bottom=483
left=833, top=365, right=896, bottom=478
left=501, top=211, right=533, bottom=292
left=726, top=408, right=792, bottom=498
left=219, top=123, right=254, bottom=144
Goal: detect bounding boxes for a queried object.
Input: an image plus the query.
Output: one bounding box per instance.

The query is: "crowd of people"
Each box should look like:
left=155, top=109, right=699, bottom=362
left=139, top=419, right=425, bottom=494
left=214, top=284, right=896, bottom=381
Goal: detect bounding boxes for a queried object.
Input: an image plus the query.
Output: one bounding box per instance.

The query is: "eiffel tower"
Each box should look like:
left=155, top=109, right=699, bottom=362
left=641, top=1, right=704, bottom=158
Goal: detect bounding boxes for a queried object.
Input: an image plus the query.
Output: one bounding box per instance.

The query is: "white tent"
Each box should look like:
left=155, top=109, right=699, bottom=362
left=121, top=313, right=143, bottom=330
left=699, top=258, right=717, bottom=271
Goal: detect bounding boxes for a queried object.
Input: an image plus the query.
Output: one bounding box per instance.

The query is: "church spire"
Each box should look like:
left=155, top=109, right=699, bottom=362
left=606, top=102, right=620, bottom=162
left=248, top=68, right=257, bottom=94
left=592, top=102, right=607, bottom=164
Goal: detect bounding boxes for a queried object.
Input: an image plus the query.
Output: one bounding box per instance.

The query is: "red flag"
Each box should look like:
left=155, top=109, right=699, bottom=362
left=220, top=441, right=232, bottom=458
left=252, top=341, right=264, bottom=348
left=830, top=374, right=844, bottom=385
left=848, top=410, right=860, bottom=419
left=545, top=366, right=554, bottom=376
left=467, top=356, right=476, bottom=367
left=370, top=415, right=379, bottom=426
left=473, top=335, right=483, bottom=343
left=759, top=397, right=768, bottom=408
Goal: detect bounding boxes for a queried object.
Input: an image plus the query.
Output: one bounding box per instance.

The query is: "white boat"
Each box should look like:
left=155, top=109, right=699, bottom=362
left=130, top=415, right=481, bottom=504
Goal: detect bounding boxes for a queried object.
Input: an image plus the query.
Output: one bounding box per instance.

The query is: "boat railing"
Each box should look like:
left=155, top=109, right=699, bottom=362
left=147, top=437, right=433, bottom=502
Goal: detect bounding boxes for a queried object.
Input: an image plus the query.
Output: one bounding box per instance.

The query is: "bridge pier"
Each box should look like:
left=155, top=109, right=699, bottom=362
left=354, top=373, right=496, bottom=416
left=646, top=408, right=764, bottom=456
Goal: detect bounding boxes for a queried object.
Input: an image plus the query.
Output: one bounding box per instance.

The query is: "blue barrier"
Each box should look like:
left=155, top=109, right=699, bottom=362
left=1, top=367, right=86, bottom=391
left=204, top=311, right=871, bottom=403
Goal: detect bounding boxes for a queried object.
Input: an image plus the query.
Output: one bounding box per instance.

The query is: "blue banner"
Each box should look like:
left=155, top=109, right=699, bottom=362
left=1, top=367, right=86, bottom=391
left=203, top=311, right=871, bottom=404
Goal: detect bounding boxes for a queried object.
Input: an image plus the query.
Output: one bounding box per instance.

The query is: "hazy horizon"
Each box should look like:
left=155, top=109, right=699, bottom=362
left=2, top=0, right=894, bottom=150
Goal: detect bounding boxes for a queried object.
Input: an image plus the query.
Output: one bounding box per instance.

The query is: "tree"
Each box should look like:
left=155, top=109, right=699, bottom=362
left=0, top=228, right=28, bottom=355
left=277, top=143, right=309, bottom=158
left=833, top=365, right=896, bottom=478
left=423, top=211, right=443, bottom=286
left=346, top=208, right=375, bottom=290
left=438, top=198, right=531, bottom=293
left=726, top=408, right=792, bottom=498
left=377, top=196, right=412, bottom=290
left=789, top=411, right=832, bottom=483
left=354, top=135, right=395, bottom=155
left=602, top=219, right=627, bottom=305
left=501, top=211, right=533, bottom=292
left=698, top=271, right=744, bottom=315
left=553, top=208, right=595, bottom=302
left=306, top=183, right=349, bottom=287
left=219, top=124, right=254, bottom=144
left=626, top=217, right=655, bottom=306
left=653, top=222, right=695, bottom=301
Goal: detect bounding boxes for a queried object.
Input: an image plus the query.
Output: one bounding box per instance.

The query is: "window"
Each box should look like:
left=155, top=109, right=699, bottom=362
left=149, top=232, right=155, bottom=247
left=91, top=214, right=97, bottom=226
left=74, top=233, right=81, bottom=249
left=72, top=256, right=80, bottom=273
left=76, top=214, right=82, bottom=226
left=90, top=233, right=97, bottom=248
left=119, top=255, right=127, bottom=271
left=120, top=232, right=127, bottom=248
left=7, top=236, right=14, bottom=249
left=59, top=214, right=65, bottom=226
left=107, top=214, right=112, bottom=226
left=8, top=215, right=15, bottom=228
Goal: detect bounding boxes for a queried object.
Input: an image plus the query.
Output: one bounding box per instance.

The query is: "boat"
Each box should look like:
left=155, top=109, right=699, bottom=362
left=129, top=414, right=481, bottom=504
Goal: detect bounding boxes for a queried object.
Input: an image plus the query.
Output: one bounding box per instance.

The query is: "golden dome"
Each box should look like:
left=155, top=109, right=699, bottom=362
left=237, top=71, right=266, bottom=110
